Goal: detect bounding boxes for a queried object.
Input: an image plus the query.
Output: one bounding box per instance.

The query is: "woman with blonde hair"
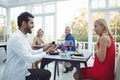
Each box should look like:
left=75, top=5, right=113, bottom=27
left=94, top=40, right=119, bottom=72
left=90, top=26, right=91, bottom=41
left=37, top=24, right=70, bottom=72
left=32, top=28, right=45, bottom=49
left=32, top=28, right=45, bottom=68
left=74, top=18, right=115, bottom=80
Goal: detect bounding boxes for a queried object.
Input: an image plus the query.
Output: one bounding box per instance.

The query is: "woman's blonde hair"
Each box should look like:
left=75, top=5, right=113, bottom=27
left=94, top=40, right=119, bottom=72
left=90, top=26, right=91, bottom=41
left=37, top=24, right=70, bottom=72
left=37, top=28, right=44, bottom=36
left=95, top=18, right=113, bottom=38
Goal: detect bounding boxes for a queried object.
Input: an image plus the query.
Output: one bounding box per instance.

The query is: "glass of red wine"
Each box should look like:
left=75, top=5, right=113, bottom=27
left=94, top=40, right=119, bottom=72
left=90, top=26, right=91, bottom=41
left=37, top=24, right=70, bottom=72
left=68, top=40, right=73, bottom=52
left=63, top=40, right=69, bottom=52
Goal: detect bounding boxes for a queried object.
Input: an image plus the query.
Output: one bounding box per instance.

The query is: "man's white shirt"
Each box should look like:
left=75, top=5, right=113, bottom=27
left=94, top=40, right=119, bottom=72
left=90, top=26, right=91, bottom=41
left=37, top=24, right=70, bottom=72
left=2, top=30, right=46, bottom=80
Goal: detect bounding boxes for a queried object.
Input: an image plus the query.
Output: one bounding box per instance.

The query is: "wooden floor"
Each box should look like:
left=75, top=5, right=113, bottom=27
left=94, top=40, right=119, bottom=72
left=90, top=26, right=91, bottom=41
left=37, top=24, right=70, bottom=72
left=0, top=48, right=94, bottom=80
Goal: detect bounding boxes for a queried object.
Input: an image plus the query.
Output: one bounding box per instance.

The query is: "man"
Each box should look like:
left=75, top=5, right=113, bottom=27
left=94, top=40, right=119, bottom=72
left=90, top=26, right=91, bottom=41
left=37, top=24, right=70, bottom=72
left=63, top=26, right=76, bottom=73
left=65, top=26, right=76, bottom=51
left=2, top=12, right=55, bottom=80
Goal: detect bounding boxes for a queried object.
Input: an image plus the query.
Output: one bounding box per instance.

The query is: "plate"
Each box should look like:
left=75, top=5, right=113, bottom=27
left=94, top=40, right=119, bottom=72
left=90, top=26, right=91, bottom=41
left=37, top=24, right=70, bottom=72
left=49, top=52, right=59, bottom=55
left=70, top=53, right=85, bottom=59
left=71, top=55, right=85, bottom=59
left=70, top=54, right=84, bottom=57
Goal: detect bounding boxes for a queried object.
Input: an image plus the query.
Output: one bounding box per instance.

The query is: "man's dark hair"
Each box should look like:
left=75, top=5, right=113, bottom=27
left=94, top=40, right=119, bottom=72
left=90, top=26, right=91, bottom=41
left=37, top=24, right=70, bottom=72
left=17, top=12, right=34, bottom=28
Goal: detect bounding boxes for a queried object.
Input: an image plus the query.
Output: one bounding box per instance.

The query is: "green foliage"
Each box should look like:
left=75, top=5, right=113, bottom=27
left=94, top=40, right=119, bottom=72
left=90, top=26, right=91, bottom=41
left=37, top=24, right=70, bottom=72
left=110, top=12, right=120, bottom=42
left=57, top=34, right=65, bottom=41
left=11, top=20, right=17, bottom=32
left=71, top=8, right=88, bottom=42
left=0, top=19, right=17, bottom=42
left=0, top=26, right=4, bottom=42
left=72, top=24, right=88, bottom=42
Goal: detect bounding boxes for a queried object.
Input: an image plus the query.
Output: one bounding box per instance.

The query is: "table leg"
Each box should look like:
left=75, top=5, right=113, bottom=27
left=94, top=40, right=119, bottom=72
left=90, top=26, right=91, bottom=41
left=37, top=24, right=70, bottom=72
left=56, top=61, right=59, bottom=76
left=75, top=63, right=81, bottom=80
left=3, top=46, right=7, bottom=63
left=84, top=62, right=87, bottom=67
left=4, top=46, right=7, bottom=52
left=54, top=61, right=57, bottom=80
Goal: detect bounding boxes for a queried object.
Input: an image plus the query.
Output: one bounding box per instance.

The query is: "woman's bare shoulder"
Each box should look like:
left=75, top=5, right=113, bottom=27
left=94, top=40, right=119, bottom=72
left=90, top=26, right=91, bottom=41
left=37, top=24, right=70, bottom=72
left=33, top=36, right=38, bottom=40
left=100, top=34, right=111, bottom=47
left=100, top=34, right=110, bottom=41
left=100, top=35, right=107, bottom=41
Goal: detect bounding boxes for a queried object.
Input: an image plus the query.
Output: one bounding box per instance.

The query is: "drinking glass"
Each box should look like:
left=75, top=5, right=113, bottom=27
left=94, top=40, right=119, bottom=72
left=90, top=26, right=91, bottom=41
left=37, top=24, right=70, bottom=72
left=68, top=40, right=73, bottom=52
left=63, top=40, right=69, bottom=52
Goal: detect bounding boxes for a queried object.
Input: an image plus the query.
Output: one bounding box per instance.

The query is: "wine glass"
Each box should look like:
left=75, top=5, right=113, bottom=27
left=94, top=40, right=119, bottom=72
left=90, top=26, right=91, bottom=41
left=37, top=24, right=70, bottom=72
left=68, top=40, right=73, bottom=52
left=63, top=40, right=69, bottom=52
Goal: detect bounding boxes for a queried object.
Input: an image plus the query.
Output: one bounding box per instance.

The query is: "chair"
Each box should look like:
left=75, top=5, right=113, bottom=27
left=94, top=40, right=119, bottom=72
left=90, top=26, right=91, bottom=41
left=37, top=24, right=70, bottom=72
left=77, top=43, right=83, bottom=52
left=115, top=53, right=120, bottom=80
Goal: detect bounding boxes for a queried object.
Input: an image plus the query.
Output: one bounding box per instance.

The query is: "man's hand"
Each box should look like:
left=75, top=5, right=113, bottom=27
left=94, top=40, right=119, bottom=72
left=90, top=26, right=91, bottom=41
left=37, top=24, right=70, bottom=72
left=43, top=43, right=52, bottom=51
left=45, top=45, right=57, bottom=53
